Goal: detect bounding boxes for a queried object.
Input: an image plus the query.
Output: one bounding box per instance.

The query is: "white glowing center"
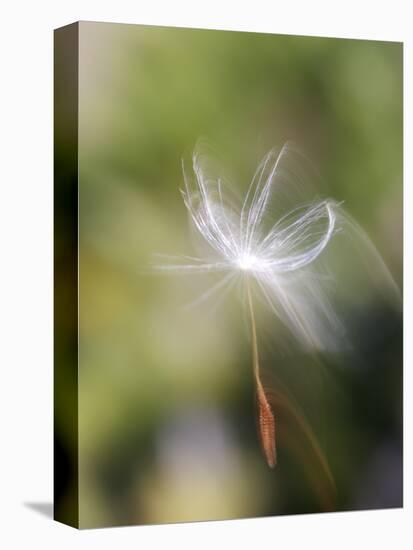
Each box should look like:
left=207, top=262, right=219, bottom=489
left=238, top=253, right=260, bottom=271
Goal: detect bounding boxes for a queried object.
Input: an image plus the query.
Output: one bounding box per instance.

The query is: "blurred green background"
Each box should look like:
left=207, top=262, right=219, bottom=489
left=73, top=22, right=402, bottom=527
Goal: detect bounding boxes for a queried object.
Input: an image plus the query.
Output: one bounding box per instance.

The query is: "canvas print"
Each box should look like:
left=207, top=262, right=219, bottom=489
left=54, top=21, right=403, bottom=529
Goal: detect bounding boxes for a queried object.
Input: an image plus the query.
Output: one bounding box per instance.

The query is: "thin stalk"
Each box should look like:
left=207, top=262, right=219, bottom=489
left=246, top=277, right=277, bottom=468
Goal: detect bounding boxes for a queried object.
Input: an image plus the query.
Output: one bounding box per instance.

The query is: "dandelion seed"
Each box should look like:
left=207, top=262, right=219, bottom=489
left=154, top=139, right=400, bottom=468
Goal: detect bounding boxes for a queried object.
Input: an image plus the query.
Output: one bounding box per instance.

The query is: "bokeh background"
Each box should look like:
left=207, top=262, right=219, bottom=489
left=71, top=22, right=402, bottom=527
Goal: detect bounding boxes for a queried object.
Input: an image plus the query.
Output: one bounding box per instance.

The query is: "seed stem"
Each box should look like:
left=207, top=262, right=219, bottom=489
left=246, top=276, right=260, bottom=382
left=246, top=276, right=277, bottom=468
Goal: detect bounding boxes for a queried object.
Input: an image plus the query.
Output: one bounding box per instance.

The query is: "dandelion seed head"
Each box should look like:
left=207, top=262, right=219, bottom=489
left=237, top=253, right=262, bottom=271
left=154, top=140, right=400, bottom=352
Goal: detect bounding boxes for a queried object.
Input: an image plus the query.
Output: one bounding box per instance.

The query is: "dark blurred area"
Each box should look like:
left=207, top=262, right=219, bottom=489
left=54, top=23, right=79, bottom=528
left=55, top=22, right=402, bottom=528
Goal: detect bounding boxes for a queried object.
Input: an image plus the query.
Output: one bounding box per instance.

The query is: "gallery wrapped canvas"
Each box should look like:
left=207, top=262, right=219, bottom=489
left=54, top=21, right=403, bottom=529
